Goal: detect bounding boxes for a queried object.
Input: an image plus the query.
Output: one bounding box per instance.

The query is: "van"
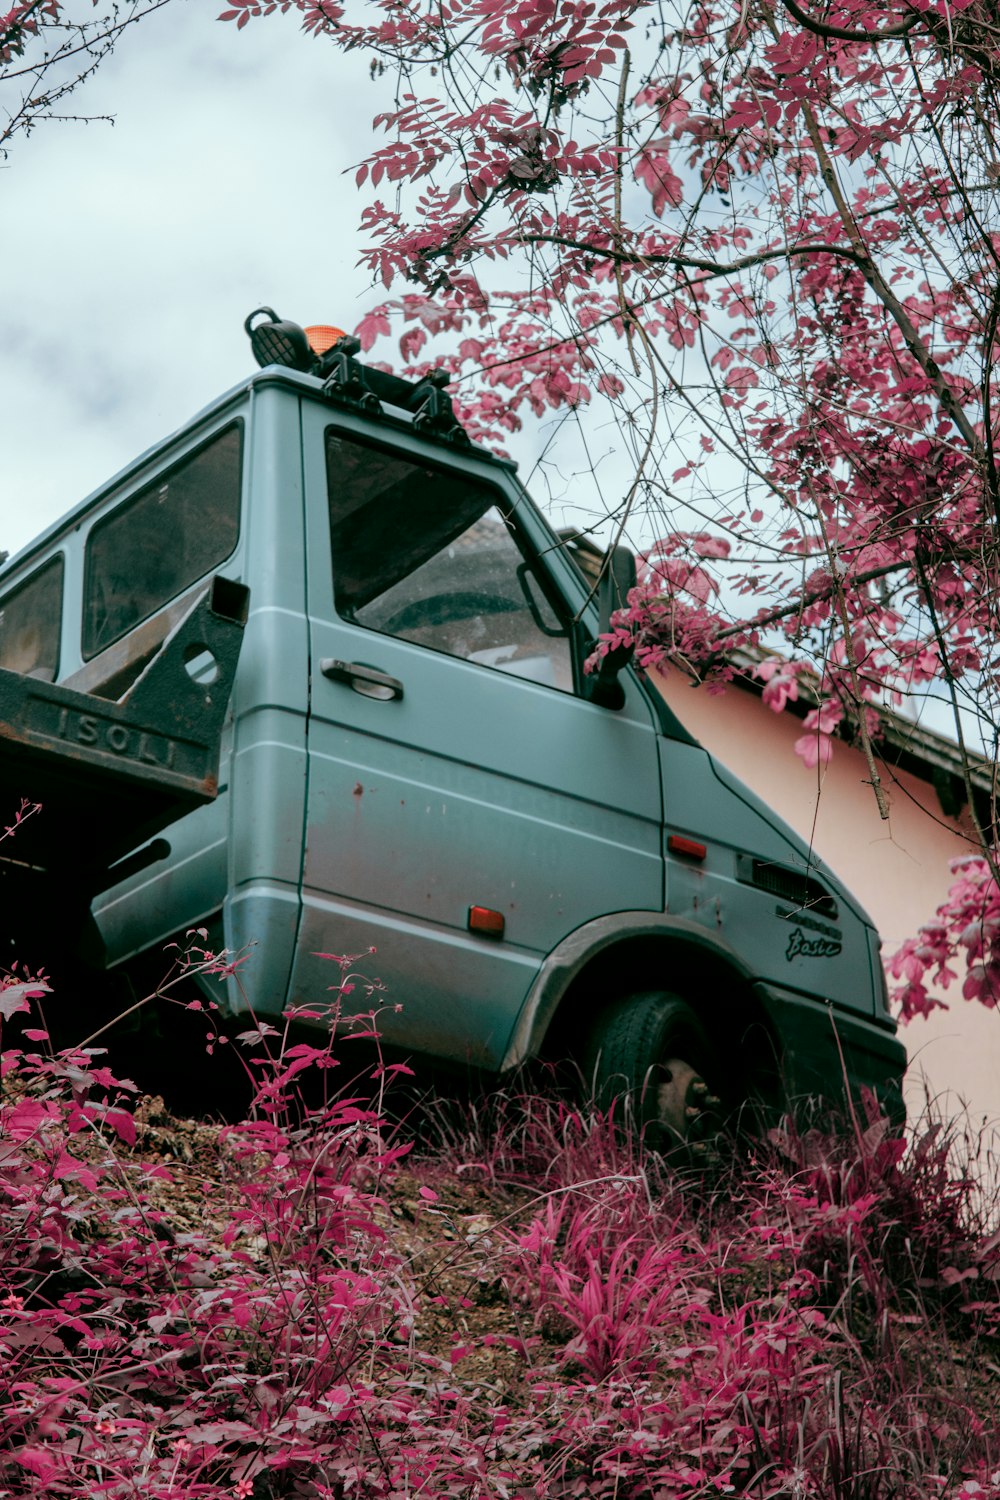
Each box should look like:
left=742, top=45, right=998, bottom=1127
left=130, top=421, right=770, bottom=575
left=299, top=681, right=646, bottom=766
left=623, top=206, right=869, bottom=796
left=0, top=312, right=906, bottom=1138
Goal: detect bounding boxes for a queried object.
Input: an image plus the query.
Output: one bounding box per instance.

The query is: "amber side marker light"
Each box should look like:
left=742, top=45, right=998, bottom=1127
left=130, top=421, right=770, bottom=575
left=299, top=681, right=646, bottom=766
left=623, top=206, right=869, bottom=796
left=468, top=905, right=505, bottom=939
left=668, top=834, right=707, bottom=861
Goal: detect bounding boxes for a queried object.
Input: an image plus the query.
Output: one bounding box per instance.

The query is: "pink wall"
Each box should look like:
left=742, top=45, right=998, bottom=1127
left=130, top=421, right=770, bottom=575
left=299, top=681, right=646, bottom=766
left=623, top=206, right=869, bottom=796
left=655, top=670, right=1000, bottom=1133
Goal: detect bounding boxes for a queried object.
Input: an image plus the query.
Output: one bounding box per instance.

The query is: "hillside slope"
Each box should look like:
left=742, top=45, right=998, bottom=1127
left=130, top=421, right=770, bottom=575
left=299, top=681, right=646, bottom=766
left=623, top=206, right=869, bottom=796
left=2, top=1012, right=999, bottom=1499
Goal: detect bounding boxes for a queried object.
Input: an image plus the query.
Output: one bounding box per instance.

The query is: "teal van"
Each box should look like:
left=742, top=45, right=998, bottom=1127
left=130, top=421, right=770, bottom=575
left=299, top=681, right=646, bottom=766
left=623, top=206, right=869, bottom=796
left=0, top=312, right=905, bottom=1138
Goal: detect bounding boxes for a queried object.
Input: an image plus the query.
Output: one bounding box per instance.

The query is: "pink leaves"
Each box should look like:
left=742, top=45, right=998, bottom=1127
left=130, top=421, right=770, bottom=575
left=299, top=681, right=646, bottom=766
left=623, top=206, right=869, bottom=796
left=499, top=121, right=561, bottom=190
left=14, top=1449, right=58, bottom=1484
left=355, top=308, right=391, bottom=352
left=889, top=856, right=1000, bottom=1020
left=765, top=27, right=820, bottom=77
left=725, top=95, right=772, bottom=133
left=646, top=554, right=717, bottom=606
left=692, top=534, right=731, bottom=560
left=793, top=727, right=834, bottom=771
left=1, top=1014, right=998, bottom=1495
left=794, top=702, right=843, bottom=771
left=218, top=0, right=305, bottom=29
left=104, top=1108, right=137, bottom=1147
left=907, top=643, right=940, bottom=684
left=723, top=364, right=760, bottom=394
left=634, top=140, right=683, bottom=217
left=756, top=658, right=800, bottom=714
left=1, top=798, right=41, bottom=844
left=398, top=326, right=427, bottom=362
left=596, top=371, right=625, bottom=398
left=3, top=1094, right=61, bottom=1139
left=490, top=1093, right=999, bottom=1485
left=537, top=365, right=590, bottom=408
left=476, top=0, right=637, bottom=94
left=0, top=979, right=49, bottom=1020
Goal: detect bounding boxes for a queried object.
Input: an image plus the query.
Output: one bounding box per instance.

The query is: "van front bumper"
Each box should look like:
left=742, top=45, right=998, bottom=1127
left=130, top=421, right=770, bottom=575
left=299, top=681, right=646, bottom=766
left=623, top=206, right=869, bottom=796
left=756, top=983, right=907, bottom=1128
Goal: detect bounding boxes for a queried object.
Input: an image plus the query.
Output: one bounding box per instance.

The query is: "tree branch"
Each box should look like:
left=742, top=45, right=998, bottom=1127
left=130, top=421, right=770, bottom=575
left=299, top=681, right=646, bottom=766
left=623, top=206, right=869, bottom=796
left=521, top=231, right=866, bottom=277
left=716, top=555, right=944, bottom=640
left=612, top=50, right=639, bottom=377
left=800, top=104, right=987, bottom=462
left=777, top=0, right=919, bottom=44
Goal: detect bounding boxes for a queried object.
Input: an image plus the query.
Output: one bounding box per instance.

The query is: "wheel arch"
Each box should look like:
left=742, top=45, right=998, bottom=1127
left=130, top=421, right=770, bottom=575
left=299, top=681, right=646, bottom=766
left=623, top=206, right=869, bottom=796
left=502, top=913, right=783, bottom=1105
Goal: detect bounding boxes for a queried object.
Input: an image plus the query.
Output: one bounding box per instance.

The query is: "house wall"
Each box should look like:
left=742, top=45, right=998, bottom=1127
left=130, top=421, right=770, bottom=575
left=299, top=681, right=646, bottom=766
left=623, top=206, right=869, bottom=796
left=654, top=669, right=1000, bottom=1134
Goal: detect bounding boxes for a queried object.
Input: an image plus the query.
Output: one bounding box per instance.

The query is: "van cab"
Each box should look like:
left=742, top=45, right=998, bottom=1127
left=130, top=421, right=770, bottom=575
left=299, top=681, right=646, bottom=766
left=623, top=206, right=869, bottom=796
left=0, top=315, right=906, bottom=1138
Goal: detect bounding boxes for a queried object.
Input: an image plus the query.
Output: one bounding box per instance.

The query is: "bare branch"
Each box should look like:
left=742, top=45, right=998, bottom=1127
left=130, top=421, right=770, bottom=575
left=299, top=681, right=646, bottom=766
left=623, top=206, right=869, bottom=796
left=777, top=0, right=920, bottom=44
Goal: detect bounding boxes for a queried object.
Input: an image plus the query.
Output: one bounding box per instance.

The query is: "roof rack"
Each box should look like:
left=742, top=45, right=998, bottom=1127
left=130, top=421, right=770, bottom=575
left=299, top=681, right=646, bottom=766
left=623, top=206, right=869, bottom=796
left=244, top=308, right=470, bottom=448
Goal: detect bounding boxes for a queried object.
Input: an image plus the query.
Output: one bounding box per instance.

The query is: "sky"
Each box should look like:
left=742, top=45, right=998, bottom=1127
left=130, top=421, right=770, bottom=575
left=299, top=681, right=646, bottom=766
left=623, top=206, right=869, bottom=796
left=0, top=1, right=668, bottom=566
left=0, top=0, right=393, bottom=561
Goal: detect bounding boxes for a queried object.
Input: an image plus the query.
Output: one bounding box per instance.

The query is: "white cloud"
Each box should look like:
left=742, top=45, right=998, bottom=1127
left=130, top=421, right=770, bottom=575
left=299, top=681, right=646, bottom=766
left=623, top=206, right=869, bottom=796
left=0, top=0, right=380, bottom=558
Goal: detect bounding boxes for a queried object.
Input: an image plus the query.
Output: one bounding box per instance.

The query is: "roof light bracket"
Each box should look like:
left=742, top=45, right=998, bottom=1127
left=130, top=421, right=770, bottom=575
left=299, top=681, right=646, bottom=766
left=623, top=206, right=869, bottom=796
left=319, top=339, right=383, bottom=415
left=411, top=370, right=469, bottom=446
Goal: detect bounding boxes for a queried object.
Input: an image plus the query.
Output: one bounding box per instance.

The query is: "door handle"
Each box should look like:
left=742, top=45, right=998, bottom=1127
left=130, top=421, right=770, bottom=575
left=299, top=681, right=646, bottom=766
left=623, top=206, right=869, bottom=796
left=320, top=658, right=404, bottom=701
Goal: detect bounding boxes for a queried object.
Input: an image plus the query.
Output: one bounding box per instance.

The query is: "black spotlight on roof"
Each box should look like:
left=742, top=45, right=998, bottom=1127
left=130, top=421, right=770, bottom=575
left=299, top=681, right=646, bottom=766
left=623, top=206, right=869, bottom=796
left=244, top=308, right=313, bottom=372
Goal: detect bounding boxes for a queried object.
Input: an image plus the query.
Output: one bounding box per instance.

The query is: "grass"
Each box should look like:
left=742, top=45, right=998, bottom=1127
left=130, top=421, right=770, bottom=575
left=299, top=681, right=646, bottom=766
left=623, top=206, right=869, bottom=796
left=1, top=964, right=999, bottom=1499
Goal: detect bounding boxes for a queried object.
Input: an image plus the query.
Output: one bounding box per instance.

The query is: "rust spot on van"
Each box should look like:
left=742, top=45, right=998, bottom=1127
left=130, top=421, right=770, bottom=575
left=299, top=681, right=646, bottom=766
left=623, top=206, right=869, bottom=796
left=353, top=782, right=364, bottom=797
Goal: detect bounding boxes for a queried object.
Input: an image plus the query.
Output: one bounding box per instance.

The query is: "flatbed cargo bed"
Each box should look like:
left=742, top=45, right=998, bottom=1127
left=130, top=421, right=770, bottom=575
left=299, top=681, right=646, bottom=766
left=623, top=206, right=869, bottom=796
left=0, top=576, right=248, bottom=882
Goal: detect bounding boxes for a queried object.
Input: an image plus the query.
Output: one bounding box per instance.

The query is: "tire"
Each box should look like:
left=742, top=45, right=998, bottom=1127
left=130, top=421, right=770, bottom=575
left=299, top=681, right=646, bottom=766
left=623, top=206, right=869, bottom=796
left=584, top=991, right=723, bottom=1152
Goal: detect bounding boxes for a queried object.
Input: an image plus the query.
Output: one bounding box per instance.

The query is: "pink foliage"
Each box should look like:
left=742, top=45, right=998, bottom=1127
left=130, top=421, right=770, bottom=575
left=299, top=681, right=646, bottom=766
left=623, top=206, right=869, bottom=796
left=0, top=0, right=56, bottom=63
left=2, top=997, right=999, bottom=1498
left=756, top=657, right=800, bottom=713
left=889, top=854, right=1000, bottom=1021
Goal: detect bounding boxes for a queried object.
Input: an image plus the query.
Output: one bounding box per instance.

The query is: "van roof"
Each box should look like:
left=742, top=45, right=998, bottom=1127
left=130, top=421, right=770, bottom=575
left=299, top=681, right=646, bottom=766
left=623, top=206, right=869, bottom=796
left=2, top=364, right=514, bottom=577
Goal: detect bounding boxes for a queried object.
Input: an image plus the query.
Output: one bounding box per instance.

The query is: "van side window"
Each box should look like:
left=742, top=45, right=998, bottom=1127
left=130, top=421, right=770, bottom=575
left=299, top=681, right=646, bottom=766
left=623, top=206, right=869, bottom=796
left=0, top=555, right=64, bottom=681
left=83, top=424, right=242, bottom=659
left=326, top=431, right=574, bottom=692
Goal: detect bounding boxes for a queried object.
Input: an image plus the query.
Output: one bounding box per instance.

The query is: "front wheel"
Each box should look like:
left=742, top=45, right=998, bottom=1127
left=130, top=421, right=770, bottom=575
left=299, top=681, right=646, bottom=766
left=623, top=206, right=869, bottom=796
left=584, top=991, right=723, bottom=1152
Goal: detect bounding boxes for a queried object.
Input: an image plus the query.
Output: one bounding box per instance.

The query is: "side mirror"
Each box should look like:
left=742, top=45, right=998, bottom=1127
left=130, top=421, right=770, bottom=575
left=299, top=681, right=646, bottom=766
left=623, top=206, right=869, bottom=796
left=585, top=545, right=637, bottom=709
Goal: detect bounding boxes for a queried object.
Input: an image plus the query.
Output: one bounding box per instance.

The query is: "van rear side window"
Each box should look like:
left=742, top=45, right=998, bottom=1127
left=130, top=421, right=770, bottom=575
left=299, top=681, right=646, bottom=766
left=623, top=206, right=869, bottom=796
left=0, top=555, right=64, bottom=681
left=83, top=423, right=242, bottom=659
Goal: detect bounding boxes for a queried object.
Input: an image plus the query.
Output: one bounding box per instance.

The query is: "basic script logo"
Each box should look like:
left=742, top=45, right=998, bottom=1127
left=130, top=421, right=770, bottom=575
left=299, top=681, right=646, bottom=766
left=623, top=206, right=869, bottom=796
left=785, top=927, right=842, bottom=961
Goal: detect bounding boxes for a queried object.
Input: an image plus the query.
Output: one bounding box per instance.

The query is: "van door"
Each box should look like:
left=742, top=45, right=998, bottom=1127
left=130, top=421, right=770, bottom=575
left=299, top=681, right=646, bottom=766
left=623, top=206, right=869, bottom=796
left=87, top=420, right=248, bottom=964
left=289, top=409, right=665, bottom=1068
